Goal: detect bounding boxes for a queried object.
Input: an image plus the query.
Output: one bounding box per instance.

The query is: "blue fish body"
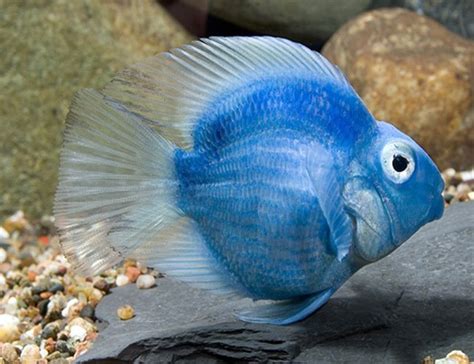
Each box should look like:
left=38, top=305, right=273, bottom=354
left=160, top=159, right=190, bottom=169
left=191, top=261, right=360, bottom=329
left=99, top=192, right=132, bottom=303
left=175, top=78, right=372, bottom=299
left=54, top=37, right=444, bottom=324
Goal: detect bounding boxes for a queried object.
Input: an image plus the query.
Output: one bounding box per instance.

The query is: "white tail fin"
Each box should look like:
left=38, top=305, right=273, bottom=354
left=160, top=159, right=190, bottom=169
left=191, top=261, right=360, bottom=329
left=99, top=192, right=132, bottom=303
left=54, top=89, right=179, bottom=276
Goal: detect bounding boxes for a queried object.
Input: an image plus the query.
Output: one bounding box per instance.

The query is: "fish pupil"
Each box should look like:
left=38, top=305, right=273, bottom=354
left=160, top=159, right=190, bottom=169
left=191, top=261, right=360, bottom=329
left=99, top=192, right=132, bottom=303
left=392, top=154, right=409, bottom=172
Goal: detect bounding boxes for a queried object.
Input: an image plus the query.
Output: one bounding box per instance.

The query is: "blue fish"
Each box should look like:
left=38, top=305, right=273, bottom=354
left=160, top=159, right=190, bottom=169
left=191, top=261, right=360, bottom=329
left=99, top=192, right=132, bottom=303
left=54, top=37, right=444, bottom=325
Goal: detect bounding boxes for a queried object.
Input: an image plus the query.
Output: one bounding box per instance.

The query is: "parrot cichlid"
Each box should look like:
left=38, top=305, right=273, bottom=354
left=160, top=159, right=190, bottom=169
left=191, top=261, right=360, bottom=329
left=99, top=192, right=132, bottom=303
left=54, top=37, right=445, bottom=325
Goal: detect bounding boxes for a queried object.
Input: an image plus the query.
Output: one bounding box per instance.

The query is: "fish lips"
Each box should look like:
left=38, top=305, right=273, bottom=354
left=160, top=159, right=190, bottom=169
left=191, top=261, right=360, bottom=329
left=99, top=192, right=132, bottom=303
left=343, top=177, right=396, bottom=263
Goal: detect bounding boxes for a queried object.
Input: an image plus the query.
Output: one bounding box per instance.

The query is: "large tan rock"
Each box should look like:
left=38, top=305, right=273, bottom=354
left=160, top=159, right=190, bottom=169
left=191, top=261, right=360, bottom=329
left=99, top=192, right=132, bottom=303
left=323, top=8, right=473, bottom=170
left=0, top=0, right=192, bottom=218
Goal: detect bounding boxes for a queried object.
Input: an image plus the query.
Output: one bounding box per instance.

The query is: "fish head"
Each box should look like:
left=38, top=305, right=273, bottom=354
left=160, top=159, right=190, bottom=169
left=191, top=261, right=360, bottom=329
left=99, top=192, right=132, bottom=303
left=343, top=121, right=444, bottom=263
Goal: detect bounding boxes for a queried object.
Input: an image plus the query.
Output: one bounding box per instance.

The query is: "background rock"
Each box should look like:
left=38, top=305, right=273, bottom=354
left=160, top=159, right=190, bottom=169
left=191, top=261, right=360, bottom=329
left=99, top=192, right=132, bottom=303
left=402, top=0, right=474, bottom=39
left=0, top=0, right=192, bottom=219
left=77, top=202, right=473, bottom=364
left=201, top=0, right=383, bottom=47
left=323, top=8, right=473, bottom=170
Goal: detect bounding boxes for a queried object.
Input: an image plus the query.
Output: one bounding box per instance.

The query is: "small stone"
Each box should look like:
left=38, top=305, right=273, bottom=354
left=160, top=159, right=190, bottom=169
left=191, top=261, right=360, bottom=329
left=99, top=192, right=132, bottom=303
left=458, top=193, right=470, bottom=202
left=447, top=185, right=457, bottom=195
left=40, top=291, right=53, bottom=299
left=103, top=268, right=117, bottom=278
left=69, top=324, right=87, bottom=342
left=0, top=343, right=19, bottom=362
left=19, top=306, right=38, bottom=321
left=41, top=321, right=60, bottom=339
left=31, top=294, right=41, bottom=304
left=49, top=359, right=69, bottom=364
left=0, top=325, right=20, bottom=343
left=444, top=168, right=456, bottom=178
left=460, top=169, right=474, bottom=183
left=20, top=344, right=41, bottom=360
left=49, top=283, right=65, bottom=294
left=115, top=274, right=129, bottom=287
left=117, top=304, right=135, bottom=320
left=61, top=298, right=79, bottom=318
left=0, top=262, right=11, bottom=274
left=136, top=274, right=156, bottom=289
left=77, top=291, right=88, bottom=304
left=32, top=282, right=48, bottom=295
left=0, top=227, right=9, bottom=240
left=43, top=337, right=56, bottom=354
left=0, top=313, right=20, bottom=326
left=20, top=324, right=41, bottom=342
left=125, top=266, right=141, bottom=283
left=446, top=350, right=470, bottom=364
left=3, top=211, right=28, bottom=233
left=18, top=251, right=35, bottom=268
left=443, top=192, right=455, bottom=203
left=45, top=351, right=62, bottom=360
left=468, top=191, right=474, bottom=200
left=92, top=278, right=110, bottom=293
left=37, top=299, right=49, bottom=316
left=457, top=183, right=471, bottom=194
left=55, top=340, right=75, bottom=355
left=43, top=262, right=60, bottom=276
left=27, top=270, right=37, bottom=282
left=123, top=259, right=137, bottom=268
left=5, top=297, right=18, bottom=315
left=0, top=248, right=7, bottom=264
left=0, top=314, right=20, bottom=343
left=0, top=274, right=6, bottom=286
left=66, top=317, right=96, bottom=342
left=450, top=174, right=464, bottom=186
left=80, top=304, right=95, bottom=319
left=32, top=315, right=42, bottom=325
left=434, top=359, right=458, bottom=364
left=56, top=266, right=67, bottom=276
left=88, top=288, right=103, bottom=306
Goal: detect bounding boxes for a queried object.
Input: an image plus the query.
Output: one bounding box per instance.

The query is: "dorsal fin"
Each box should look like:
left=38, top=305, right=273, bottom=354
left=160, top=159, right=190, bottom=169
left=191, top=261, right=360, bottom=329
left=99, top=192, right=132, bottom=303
left=102, top=36, right=354, bottom=149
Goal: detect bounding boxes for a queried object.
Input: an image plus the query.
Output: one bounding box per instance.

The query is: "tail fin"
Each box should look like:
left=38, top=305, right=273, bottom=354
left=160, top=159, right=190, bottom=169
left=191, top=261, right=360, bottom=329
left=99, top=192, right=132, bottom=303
left=54, top=89, right=179, bottom=276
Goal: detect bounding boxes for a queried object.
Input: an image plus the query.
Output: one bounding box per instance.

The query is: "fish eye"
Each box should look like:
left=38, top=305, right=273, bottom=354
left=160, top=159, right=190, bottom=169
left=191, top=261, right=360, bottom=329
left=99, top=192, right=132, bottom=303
left=392, top=154, right=409, bottom=172
left=381, top=141, right=415, bottom=184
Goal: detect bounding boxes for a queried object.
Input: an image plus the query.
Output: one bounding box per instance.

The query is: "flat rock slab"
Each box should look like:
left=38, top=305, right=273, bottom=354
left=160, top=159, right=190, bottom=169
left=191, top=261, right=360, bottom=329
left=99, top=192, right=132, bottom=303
left=78, top=202, right=474, bottom=363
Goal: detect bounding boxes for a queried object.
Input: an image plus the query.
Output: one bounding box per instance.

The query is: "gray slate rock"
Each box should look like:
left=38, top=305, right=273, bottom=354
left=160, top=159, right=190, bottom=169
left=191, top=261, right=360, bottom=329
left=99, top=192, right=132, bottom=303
left=403, top=0, right=474, bottom=39
left=78, top=202, right=473, bottom=363
left=203, top=0, right=380, bottom=46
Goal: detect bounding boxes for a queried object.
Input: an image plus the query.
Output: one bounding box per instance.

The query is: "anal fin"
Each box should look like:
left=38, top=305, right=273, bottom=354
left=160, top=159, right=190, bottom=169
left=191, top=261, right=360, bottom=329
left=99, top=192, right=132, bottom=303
left=128, top=216, right=244, bottom=298
left=237, top=288, right=334, bottom=325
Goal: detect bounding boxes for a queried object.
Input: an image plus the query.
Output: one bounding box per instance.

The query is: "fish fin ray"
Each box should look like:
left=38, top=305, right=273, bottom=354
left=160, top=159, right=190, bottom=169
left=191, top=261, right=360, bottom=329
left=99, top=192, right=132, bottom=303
left=101, top=36, right=353, bottom=149
left=127, top=216, right=244, bottom=297
left=54, top=89, right=178, bottom=276
left=305, top=146, right=353, bottom=261
left=237, top=288, right=334, bottom=325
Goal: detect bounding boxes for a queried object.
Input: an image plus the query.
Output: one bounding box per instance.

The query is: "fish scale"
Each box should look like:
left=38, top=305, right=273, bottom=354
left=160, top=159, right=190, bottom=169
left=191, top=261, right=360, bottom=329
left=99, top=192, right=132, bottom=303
left=194, top=79, right=370, bottom=156
left=176, top=129, right=335, bottom=299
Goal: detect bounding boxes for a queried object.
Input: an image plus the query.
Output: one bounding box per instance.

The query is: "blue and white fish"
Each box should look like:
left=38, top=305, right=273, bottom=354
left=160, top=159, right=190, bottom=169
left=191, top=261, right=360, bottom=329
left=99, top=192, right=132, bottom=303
left=54, top=37, right=444, bottom=325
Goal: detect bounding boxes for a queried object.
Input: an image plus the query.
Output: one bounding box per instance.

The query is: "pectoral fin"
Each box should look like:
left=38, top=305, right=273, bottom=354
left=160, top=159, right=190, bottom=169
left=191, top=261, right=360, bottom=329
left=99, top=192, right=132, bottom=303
left=237, top=288, right=334, bottom=325
left=305, top=147, right=353, bottom=261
